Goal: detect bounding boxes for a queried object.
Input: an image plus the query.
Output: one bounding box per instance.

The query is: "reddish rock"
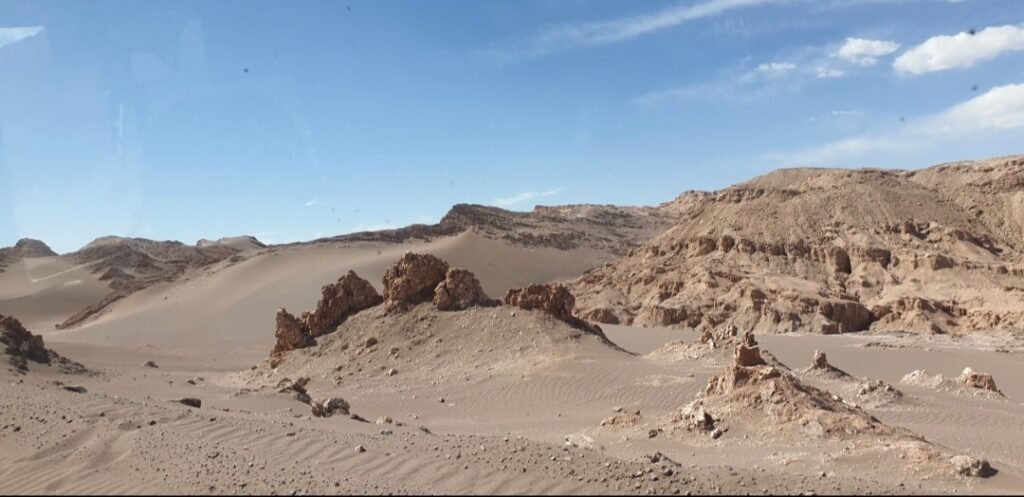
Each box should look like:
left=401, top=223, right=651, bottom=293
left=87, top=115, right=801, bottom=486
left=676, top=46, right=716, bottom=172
left=503, top=283, right=605, bottom=336
left=303, top=271, right=382, bottom=337
left=433, top=268, right=490, bottom=311
left=382, top=253, right=450, bottom=312
left=503, top=283, right=577, bottom=322
left=271, top=308, right=314, bottom=363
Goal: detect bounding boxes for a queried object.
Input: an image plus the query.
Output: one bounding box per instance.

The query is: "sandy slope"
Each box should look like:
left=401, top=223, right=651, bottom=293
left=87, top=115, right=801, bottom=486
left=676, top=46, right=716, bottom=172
left=0, top=257, right=110, bottom=331
left=44, top=232, right=610, bottom=370
left=3, top=319, right=1022, bottom=494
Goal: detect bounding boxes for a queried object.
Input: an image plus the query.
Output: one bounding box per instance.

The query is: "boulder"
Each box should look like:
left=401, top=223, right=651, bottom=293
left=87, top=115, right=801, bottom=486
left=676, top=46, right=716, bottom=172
left=382, top=253, right=450, bottom=312
left=433, top=268, right=490, bottom=311
left=311, top=397, right=350, bottom=418
left=950, top=455, right=996, bottom=478
left=958, top=368, right=1001, bottom=395
left=302, top=271, right=382, bottom=337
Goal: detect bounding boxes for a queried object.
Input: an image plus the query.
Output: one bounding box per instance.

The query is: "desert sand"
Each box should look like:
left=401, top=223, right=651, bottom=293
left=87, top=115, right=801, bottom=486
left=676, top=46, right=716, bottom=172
left=2, top=156, right=1024, bottom=495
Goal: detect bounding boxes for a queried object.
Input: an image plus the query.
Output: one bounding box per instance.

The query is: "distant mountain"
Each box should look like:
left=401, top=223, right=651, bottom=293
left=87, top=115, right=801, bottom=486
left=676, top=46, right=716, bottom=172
left=307, top=203, right=675, bottom=256
left=0, top=238, right=57, bottom=272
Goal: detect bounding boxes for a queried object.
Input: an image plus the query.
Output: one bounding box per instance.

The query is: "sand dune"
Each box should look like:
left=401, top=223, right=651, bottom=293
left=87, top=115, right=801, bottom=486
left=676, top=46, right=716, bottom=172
left=45, top=232, right=611, bottom=369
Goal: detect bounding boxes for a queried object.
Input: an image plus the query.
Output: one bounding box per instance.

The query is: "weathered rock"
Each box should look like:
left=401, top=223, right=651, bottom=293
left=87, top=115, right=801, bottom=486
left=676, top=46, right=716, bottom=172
left=63, top=385, right=87, bottom=393
left=433, top=268, right=490, bottom=311
left=1, top=314, right=51, bottom=371
left=958, top=368, right=1001, bottom=395
left=674, top=400, right=716, bottom=432
left=302, top=271, right=382, bottom=337
left=734, top=344, right=766, bottom=367
left=950, top=455, right=996, bottom=478
left=810, top=350, right=829, bottom=370
left=271, top=308, right=315, bottom=361
left=143, top=361, right=158, bottom=368
left=382, top=252, right=450, bottom=312
left=504, top=283, right=608, bottom=337
left=311, top=397, right=350, bottom=417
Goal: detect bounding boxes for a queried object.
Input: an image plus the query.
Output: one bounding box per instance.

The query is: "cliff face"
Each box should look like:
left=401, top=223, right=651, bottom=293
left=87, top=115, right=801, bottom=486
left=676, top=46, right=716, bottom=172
left=572, top=156, right=1024, bottom=335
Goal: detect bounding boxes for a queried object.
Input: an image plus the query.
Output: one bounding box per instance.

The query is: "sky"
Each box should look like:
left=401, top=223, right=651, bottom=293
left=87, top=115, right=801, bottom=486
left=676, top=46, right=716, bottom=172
left=1, top=0, right=1023, bottom=252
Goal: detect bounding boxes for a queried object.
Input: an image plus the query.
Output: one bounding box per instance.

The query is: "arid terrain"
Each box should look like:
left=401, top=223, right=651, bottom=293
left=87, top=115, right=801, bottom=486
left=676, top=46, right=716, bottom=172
left=2, top=155, right=1024, bottom=495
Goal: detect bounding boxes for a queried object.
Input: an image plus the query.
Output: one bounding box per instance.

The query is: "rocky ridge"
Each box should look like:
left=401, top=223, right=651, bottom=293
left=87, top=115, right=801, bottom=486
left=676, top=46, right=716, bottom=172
left=573, top=156, right=1024, bottom=335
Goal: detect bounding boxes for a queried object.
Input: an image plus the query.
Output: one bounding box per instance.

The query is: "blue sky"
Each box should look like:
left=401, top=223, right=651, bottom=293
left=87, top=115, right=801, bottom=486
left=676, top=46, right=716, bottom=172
left=1, top=0, right=1023, bottom=252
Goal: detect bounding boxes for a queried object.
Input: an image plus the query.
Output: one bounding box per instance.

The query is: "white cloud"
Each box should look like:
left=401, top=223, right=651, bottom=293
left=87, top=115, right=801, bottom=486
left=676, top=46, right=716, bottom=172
left=777, top=83, right=1024, bottom=164
left=929, top=82, right=1024, bottom=132
left=0, top=26, right=44, bottom=50
left=894, top=24, right=1024, bottom=75
left=815, top=67, right=845, bottom=79
left=492, top=188, right=563, bottom=208
left=835, top=37, right=900, bottom=66
left=754, top=62, right=797, bottom=77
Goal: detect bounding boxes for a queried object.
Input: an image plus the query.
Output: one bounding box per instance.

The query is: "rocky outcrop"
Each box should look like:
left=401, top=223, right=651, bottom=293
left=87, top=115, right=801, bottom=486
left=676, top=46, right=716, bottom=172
left=271, top=309, right=314, bottom=367
left=269, top=271, right=383, bottom=366
left=433, top=268, right=491, bottom=311
left=503, top=283, right=603, bottom=335
left=302, top=271, right=382, bottom=337
left=1, top=314, right=85, bottom=374
left=1, top=314, right=50, bottom=371
left=382, top=253, right=449, bottom=313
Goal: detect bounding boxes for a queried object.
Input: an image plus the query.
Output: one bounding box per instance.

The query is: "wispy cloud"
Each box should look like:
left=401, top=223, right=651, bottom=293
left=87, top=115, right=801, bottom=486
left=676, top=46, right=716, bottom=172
left=834, top=37, right=900, bottom=66
left=0, top=26, right=44, bottom=50
left=894, top=24, right=1024, bottom=75
left=479, top=0, right=779, bottom=62
left=774, top=83, right=1024, bottom=164
left=492, top=188, right=563, bottom=208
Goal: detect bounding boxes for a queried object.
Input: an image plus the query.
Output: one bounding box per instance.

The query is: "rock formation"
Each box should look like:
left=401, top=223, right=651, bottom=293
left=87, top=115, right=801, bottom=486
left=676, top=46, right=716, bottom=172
left=301, top=271, right=383, bottom=337
left=1, top=314, right=50, bottom=371
left=433, top=268, right=491, bottom=311
left=503, top=283, right=604, bottom=335
left=271, top=309, right=315, bottom=367
left=572, top=156, right=1024, bottom=336
left=269, top=271, right=382, bottom=366
left=1, top=314, right=84, bottom=373
left=382, top=253, right=449, bottom=313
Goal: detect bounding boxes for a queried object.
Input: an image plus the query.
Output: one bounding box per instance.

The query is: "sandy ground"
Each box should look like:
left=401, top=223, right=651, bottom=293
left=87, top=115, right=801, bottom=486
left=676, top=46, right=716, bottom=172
left=2, top=234, right=1023, bottom=494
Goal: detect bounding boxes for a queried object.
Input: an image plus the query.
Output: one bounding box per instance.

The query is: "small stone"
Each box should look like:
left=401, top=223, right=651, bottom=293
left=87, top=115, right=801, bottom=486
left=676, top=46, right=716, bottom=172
left=143, top=361, right=158, bottom=368
left=355, top=445, right=366, bottom=453
left=178, top=398, right=202, bottom=408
